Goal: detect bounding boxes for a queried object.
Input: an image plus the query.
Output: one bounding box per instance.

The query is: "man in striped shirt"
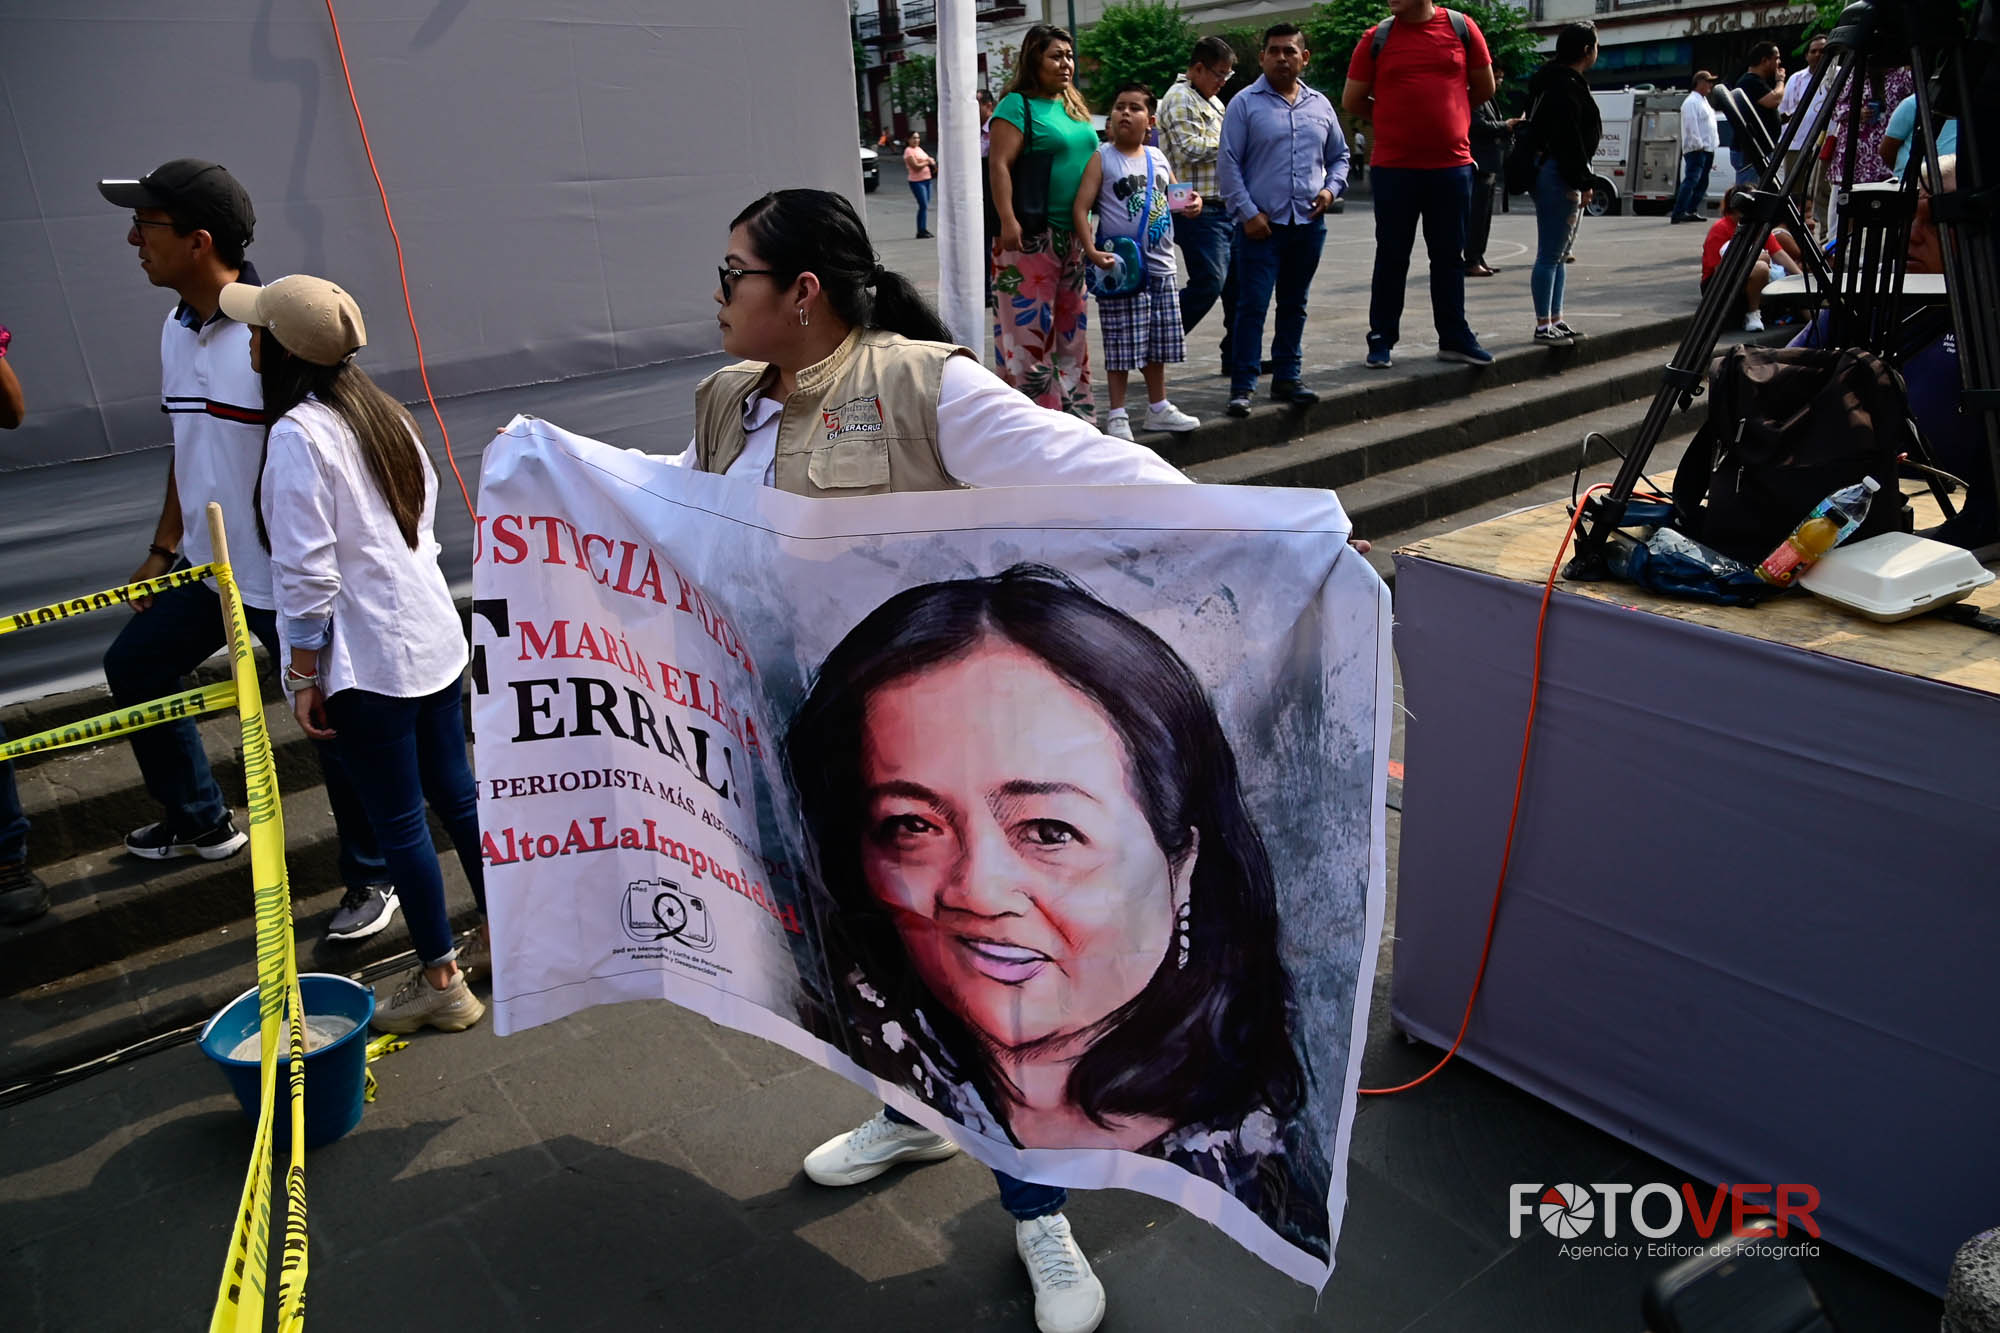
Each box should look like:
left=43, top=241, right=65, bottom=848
left=95, top=161, right=390, bottom=936
left=1158, top=36, right=1239, bottom=372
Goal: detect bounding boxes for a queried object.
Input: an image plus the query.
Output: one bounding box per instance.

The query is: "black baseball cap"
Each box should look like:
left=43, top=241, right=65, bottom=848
left=98, top=159, right=256, bottom=248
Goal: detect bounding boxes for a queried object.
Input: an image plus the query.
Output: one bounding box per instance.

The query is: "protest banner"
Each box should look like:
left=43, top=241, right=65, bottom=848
left=472, top=417, right=1390, bottom=1286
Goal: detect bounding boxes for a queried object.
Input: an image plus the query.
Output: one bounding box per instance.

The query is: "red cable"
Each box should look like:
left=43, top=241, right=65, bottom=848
left=321, top=0, right=475, bottom=520
left=1360, top=483, right=1639, bottom=1096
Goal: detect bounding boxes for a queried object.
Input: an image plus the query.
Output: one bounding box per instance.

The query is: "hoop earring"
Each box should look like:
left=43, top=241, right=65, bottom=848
left=1176, top=900, right=1191, bottom=970
left=798, top=307, right=809, bottom=327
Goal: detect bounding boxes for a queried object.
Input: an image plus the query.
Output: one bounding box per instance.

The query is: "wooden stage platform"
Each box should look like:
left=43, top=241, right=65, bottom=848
left=1401, top=487, right=2000, bottom=697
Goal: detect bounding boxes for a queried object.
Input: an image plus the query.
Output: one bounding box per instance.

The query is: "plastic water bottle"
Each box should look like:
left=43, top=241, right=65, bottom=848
left=1755, top=476, right=1880, bottom=587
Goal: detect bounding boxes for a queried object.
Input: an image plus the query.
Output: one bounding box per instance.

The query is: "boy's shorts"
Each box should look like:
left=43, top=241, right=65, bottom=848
left=1097, top=272, right=1185, bottom=372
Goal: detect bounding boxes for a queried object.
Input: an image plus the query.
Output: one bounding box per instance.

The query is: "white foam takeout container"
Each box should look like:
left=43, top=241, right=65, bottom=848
left=1799, top=531, right=1996, bottom=622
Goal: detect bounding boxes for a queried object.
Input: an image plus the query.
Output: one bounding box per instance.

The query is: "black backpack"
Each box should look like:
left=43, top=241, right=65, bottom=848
left=1504, top=94, right=1541, bottom=195
left=1369, top=7, right=1471, bottom=59
left=1670, top=345, right=1915, bottom=564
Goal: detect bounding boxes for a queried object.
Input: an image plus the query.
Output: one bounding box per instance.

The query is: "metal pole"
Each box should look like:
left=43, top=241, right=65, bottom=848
left=936, top=0, right=986, bottom=356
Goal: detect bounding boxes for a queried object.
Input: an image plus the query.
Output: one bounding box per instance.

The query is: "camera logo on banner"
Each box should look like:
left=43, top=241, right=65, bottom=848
left=1508, top=1181, right=1823, bottom=1261
left=623, top=878, right=716, bottom=952
left=1532, top=1184, right=1595, bottom=1238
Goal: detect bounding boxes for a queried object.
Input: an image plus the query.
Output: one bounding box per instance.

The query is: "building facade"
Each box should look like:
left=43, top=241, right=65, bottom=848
left=1525, top=0, right=1816, bottom=89
left=856, top=0, right=1049, bottom=141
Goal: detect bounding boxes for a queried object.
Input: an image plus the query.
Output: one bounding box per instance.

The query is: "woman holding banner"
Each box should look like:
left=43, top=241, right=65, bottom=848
left=219, top=274, right=488, bottom=1037
left=690, top=186, right=1215, bottom=1333
left=687, top=187, right=1356, bottom=1333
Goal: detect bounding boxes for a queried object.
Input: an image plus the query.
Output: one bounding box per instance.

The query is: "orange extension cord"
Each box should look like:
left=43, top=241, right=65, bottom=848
left=322, top=0, right=475, bottom=520
left=1359, top=483, right=1661, bottom=1096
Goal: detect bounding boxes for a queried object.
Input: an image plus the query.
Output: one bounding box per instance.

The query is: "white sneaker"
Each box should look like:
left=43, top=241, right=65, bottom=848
left=1743, top=310, right=1766, bottom=332
left=802, top=1109, right=959, bottom=1186
left=1103, top=413, right=1136, bottom=442
left=1016, top=1213, right=1106, bottom=1333
left=1143, top=401, right=1200, bottom=433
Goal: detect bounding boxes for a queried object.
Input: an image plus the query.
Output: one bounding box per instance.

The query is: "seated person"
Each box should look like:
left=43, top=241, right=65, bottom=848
left=1702, top=185, right=1802, bottom=333
left=1789, top=156, right=1993, bottom=549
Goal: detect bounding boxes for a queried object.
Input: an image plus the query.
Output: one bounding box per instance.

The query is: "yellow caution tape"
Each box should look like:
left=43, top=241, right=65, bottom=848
left=205, top=507, right=309, bottom=1333
left=0, top=563, right=218, bottom=636
left=0, top=680, right=239, bottom=762
left=362, top=1034, right=409, bottom=1103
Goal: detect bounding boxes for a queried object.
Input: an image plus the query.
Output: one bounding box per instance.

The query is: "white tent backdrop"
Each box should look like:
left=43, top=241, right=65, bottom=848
left=0, top=0, right=861, bottom=471
left=0, top=0, right=861, bottom=701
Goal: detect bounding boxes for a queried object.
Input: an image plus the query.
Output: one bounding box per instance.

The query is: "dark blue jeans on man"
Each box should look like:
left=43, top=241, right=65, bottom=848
left=1366, top=164, right=1476, bottom=357
left=1230, top=218, right=1327, bottom=396
left=1174, top=204, right=1237, bottom=367
left=0, top=728, right=26, bottom=867
left=324, top=678, right=484, bottom=967
left=883, top=1105, right=1067, bottom=1219
left=102, top=570, right=384, bottom=886
left=1676, top=149, right=1714, bottom=217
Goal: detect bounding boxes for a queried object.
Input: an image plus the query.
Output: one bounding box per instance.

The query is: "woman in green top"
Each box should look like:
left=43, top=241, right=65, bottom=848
left=988, top=24, right=1101, bottom=422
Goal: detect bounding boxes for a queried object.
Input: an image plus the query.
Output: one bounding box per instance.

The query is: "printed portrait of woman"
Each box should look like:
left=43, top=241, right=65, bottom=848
left=784, top=563, right=1333, bottom=1258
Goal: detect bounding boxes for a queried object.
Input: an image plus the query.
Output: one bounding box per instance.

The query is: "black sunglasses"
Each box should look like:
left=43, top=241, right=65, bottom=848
left=717, top=265, right=777, bottom=302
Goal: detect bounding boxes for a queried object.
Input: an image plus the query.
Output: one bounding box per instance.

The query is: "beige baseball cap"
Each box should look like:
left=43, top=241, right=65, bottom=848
left=218, top=274, right=366, bottom=367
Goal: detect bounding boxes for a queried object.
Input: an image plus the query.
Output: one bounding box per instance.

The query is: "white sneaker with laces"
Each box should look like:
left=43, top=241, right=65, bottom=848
left=1103, top=413, right=1136, bottom=442
left=1143, top=401, right=1199, bottom=433
left=802, top=1109, right=960, bottom=1186
left=1743, top=310, right=1766, bottom=332
left=1016, top=1213, right=1106, bottom=1333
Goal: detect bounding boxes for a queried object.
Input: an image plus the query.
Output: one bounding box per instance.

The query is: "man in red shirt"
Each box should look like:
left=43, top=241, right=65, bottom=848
left=1344, top=0, right=1498, bottom=368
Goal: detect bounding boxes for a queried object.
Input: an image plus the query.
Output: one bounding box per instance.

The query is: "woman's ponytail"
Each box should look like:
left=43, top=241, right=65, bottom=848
left=732, top=189, right=956, bottom=346
left=866, top=266, right=952, bottom=343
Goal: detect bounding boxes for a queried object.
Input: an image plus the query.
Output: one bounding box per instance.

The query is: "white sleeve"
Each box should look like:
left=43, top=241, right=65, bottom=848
left=660, top=436, right=696, bottom=466
left=935, top=357, right=1191, bottom=487
left=261, top=419, right=342, bottom=633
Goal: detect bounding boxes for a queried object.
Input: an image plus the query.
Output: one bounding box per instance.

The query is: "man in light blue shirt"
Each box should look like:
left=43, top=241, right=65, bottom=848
left=1217, top=22, right=1349, bottom=415
left=1879, top=93, right=1956, bottom=179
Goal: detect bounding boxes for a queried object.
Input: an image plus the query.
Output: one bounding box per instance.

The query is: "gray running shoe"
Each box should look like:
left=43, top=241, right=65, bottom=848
left=325, top=883, right=399, bottom=941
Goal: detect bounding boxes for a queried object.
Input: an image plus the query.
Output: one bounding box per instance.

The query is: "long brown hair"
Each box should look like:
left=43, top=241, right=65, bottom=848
left=1006, top=24, right=1091, bottom=122
left=254, top=332, right=427, bottom=552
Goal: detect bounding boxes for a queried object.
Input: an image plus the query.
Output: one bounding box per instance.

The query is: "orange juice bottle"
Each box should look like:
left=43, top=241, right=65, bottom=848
left=1755, top=477, right=1880, bottom=587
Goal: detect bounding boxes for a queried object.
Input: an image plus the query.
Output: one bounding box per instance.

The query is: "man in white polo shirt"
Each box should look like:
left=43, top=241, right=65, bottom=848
left=96, top=160, right=396, bottom=941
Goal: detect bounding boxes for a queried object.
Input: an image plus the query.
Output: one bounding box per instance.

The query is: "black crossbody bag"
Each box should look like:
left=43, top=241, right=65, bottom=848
left=1007, top=96, right=1055, bottom=241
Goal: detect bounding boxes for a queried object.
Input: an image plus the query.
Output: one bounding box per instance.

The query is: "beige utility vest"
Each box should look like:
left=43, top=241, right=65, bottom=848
left=693, top=327, right=973, bottom=496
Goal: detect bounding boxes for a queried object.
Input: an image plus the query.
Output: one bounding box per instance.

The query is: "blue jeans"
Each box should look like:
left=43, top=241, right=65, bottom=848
left=323, top=677, right=484, bottom=967
left=1230, top=218, right=1326, bottom=395
left=103, top=572, right=384, bottom=886
left=1676, top=149, right=1713, bottom=217
left=909, top=178, right=932, bottom=233
left=1366, top=164, right=1476, bottom=351
left=1174, top=205, right=1236, bottom=365
left=0, top=725, right=25, bottom=867
left=882, top=1105, right=1067, bottom=1219
left=1731, top=147, right=1759, bottom=186
left=1531, top=158, right=1582, bottom=320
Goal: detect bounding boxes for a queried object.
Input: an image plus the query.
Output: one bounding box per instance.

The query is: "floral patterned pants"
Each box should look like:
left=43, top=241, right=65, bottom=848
left=991, top=227, right=1095, bottom=423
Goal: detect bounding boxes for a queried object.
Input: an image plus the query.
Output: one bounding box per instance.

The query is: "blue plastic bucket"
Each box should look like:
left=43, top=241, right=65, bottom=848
left=198, top=973, right=375, bottom=1150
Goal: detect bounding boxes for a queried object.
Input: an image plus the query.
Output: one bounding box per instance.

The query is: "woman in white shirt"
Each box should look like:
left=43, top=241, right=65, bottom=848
left=682, top=187, right=1363, bottom=1333
left=218, top=274, right=486, bottom=1038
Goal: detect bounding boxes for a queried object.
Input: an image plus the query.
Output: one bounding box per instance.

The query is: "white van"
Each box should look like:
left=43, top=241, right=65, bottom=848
left=1588, top=86, right=1729, bottom=217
